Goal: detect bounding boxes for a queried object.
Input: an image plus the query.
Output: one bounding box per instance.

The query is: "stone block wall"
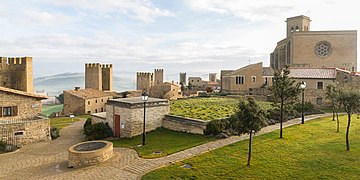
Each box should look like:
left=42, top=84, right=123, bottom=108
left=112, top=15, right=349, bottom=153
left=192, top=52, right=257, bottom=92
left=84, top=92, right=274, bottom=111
left=0, top=118, right=51, bottom=146
left=63, top=91, right=85, bottom=116
left=106, top=103, right=169, bottom=138
left=162, top=115, right=208, bottom=134
left=0, top=91, right=42, bottom=121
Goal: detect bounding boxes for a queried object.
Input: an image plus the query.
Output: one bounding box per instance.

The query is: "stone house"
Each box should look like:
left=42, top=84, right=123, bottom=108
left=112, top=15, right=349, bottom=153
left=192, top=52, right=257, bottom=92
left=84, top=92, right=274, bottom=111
left=0, top=86, right=50, bottom=146
left=289, top=67, right=359, bottom=107
left=63, top=88, right=113, bottom=116
left=220, top=62, right=274, bottom=95
left=149, top=82, right=182, bottom=100
left=188, top=77, right=206, bottom=90
left=0, top=86, right=47, bottom=120
left=105, top=97, right=169, bottom=138
left=270, top=15, right=357, bottom=72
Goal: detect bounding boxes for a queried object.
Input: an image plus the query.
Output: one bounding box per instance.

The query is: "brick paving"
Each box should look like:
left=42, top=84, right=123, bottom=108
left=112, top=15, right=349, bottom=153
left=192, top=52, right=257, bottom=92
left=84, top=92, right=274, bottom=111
left=0, top=113, right=331, bottom=180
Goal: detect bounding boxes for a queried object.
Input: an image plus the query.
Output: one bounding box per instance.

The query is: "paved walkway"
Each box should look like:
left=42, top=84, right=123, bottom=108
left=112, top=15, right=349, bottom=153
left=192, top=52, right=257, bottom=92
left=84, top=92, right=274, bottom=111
left=0, top=113, right=331, bottom=180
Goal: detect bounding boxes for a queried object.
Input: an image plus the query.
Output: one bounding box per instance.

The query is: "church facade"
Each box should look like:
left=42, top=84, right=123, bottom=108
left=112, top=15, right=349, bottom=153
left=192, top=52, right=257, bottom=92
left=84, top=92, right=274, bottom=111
left=270, top=15, right=357, bottom=72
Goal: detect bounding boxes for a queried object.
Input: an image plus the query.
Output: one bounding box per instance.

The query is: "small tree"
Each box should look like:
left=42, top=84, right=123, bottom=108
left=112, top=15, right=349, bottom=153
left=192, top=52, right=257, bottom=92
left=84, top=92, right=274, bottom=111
left=269, top=66, right=301, bottom=138
left=337, top=89, right=360, bottom=150
left=56, top=93, right=64, bottom=104
left=326, top=84, right=341, bottom=132
left=233, top=97, right=266, bottom=166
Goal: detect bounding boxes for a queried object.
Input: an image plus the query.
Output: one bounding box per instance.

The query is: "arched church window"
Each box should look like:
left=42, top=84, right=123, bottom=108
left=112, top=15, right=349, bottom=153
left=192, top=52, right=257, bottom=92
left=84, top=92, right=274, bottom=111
left=291, top=27, right=294, bottom=32
left=295, top=26, right=300, bottom=31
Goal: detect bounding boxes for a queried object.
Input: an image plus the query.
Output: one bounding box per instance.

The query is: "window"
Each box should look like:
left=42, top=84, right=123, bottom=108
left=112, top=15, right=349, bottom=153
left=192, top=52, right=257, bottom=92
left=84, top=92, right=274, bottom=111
left=101, top=99, right=103, bottom=102
left=101, top=108, right=104, bottom=112
left=317, top=82, right=324, bottom=89
left=252, top=76, right=256, bottom=83
left=87, top=111, right=91, bottom=114
left=88, top=101, right=90, bottom=105
left=95, top=100, right=98, bottom=103
left=95, top=109, right=98, bottom=113
left=197, top=80, right=199, bottom=82
left=315, top=41, right=331, bottom=58
left=1, top=106, right=17, bottom=117
left=191, top=80, right=194, bottom=82
left=317, top=98, right=323, bottom=105
left=235, top=76, right=245, bottom=84
left=264, top=77, right=268, bottom=85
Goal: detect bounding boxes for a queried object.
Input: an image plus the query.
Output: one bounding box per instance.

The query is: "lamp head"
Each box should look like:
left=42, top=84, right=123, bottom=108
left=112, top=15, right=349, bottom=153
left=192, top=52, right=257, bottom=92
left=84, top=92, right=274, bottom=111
left=300, top=81, right=306, bottom=89
left=141, top=90, right=149, bottom=101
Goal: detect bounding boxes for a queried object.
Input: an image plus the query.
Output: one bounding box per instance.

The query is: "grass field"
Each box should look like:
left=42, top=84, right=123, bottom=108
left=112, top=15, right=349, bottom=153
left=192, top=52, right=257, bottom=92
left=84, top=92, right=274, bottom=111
left=50, top=117, right=81, bottom=130
left=143, top=115, right=360, bottom=179
left=42, top=104, right=63, bottom=117
left=111, top=128, right=216, bottom=159
left=170, top=97, right=273, bottom=120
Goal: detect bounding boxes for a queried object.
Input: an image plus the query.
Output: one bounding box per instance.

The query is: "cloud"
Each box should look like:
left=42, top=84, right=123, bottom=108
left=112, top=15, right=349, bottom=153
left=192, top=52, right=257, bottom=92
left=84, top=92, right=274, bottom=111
left=24, top=10, right=75, bottom=24
left=49, top=0, right=174, bottom=23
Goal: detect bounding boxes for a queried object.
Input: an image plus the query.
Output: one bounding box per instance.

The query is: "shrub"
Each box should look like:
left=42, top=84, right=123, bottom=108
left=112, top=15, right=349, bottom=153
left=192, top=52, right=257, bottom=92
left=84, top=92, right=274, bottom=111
left=0, top=141, right=6, bottom=151
left=84, top=122, right=113, bottom=140
left=50, top=127, right=60, bottom=139
left=204, top=119, right=226, bottom=135
left=294, top=102, right=315, bottom=113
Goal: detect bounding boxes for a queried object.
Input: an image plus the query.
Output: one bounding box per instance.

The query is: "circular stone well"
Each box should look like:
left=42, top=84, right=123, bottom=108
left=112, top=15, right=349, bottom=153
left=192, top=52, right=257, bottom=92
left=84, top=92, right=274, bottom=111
left=68, top=140, right=113, bottom=168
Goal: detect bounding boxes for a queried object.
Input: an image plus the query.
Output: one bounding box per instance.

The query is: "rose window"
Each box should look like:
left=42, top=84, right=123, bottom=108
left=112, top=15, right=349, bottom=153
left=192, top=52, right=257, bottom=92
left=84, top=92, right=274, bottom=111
left=315, top=41, right=331, bottom=57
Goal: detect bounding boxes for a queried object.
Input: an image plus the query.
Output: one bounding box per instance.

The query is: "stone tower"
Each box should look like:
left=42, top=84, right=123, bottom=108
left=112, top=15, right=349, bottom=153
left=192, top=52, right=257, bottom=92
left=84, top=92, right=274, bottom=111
left=286, top=15, right=311, bottom=37
left=209, top=73, right=217, bottom=82
left=0, top=57, right=33, bottom=93
left=85, top=63, right=113, bottom=91
left=179, top=73, right=187, bottom=85
left=101, top=64, right=113, bottom=91
left=154, top=69, right=164, bottom=84
left=136, top=72, right=154, bottom=92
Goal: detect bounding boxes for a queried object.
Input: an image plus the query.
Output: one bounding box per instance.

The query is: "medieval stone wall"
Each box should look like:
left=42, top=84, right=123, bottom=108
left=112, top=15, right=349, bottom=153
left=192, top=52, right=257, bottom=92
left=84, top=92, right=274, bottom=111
left=0, top=118, right=51, bottom=146
left=63, top=91, right=85, bottom=116
left=162, top=115, right=208, bottom=134
left=0, top=57, right=33, bottom=93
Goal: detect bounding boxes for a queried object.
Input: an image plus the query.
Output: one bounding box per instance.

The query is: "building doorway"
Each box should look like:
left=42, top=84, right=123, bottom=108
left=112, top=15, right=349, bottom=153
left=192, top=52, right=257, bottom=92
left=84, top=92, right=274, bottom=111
left=114, top=115, right=120, bottom=137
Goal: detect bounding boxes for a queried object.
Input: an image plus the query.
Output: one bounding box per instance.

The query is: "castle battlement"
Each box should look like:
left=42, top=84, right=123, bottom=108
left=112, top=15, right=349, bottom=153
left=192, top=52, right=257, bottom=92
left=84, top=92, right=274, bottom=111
left=0, top=57, right=31, bottom=67
left=85, top=63, right=101, bottom=68
left=137, top=72, right=153, bottom=76
left=0, top=56, right=33, bottom=93
left=101, top=64, right=112, bottom=68
left=154, top=69, right=163, bottom=72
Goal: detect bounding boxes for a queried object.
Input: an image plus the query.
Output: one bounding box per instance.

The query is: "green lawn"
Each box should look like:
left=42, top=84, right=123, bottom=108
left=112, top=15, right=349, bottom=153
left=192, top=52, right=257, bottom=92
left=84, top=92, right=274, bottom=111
left=143, top=115, right=360, bottom=179
left=42, top=104, right=63, bottom=117
left=170, top=97, right=272, bottom=121
left=50, top=117, right=81, bottom=130
left=111, top=128, right=216, bottom=159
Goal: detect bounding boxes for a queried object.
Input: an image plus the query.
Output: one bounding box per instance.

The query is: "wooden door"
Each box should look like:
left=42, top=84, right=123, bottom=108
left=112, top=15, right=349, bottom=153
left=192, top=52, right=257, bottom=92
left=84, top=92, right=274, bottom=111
left=114, top=115, right=120, bottom=137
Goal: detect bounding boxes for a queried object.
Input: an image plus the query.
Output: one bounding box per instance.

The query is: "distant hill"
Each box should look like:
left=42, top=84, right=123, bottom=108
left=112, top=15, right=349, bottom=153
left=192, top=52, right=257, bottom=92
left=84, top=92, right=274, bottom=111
left=34, top=73, right=135, bottom=96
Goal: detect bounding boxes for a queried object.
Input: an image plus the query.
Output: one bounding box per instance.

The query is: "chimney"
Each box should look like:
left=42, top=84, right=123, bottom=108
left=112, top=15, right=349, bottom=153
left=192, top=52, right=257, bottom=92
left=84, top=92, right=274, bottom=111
left=75, top=87, right=80, bottom=91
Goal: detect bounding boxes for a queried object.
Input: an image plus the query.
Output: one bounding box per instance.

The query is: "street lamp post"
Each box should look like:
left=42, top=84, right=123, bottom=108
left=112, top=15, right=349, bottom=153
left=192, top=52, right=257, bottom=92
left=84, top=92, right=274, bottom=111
left=300, top=81, right=307, bottom=124
left=141, top=90, right=149, bottom=146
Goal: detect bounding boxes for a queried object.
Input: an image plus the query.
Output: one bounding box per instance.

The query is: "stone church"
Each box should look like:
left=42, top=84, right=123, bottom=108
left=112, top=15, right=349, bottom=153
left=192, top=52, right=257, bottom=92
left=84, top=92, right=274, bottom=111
left=270, top=15, right=357, bottom=72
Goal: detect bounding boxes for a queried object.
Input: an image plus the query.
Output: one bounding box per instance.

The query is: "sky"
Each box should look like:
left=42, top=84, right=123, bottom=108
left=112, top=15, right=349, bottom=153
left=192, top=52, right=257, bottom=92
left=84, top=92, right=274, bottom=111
left=0, top=0, right=359, bottom=83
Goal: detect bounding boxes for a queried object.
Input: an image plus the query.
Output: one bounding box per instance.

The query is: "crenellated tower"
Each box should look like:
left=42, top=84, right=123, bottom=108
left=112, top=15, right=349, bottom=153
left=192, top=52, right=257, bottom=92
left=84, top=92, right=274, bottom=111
left=0, top=56, right=33, bottom=93
left=85, top=63, right=113, bottom=91
left=154, top=69, right=164, bottom=84
left=179, top=73, right=186, bottom=85
left=136, top=72, right=154, bottom=92
left=209, top=73, right=217, bottom=82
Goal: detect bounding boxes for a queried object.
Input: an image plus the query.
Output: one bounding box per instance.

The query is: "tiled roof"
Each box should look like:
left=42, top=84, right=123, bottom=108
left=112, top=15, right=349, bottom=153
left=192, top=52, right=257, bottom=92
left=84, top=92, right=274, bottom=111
left=64, top=88, right=113, bottom=99
left=289, top=68, right=337, bottom=79
left=0, top=86, right=48, bottom=99
left=263, top=67, right=275, bottom=76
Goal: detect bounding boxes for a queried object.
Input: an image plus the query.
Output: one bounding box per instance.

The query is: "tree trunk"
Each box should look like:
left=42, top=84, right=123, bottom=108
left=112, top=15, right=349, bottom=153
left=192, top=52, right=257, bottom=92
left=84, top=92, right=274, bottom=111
left=247, top=130, right=252, bottom=166
left=346, top=113, right=351, bottom=151
left=280, top=100, right=283, bottom=138
left=336, top=111, right=339, bottom=132
left=332, top=106, right=335, bottom=121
